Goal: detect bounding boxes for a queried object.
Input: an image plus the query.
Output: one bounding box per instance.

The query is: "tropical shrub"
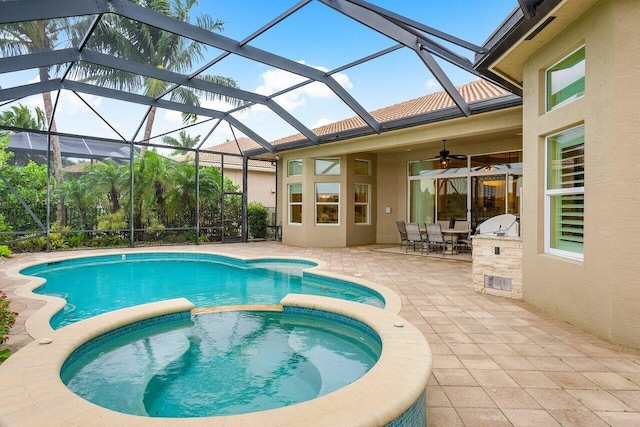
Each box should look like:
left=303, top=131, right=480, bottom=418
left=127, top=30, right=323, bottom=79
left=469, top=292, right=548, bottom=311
left=0, top=245, right=11, bottom=258
left=97, top=209, right=128, bottom=231
left=49, top=223, right=69, bottom=250
left=89, top=233, right=128, bottom=248
left=12, top=235, right=47, bottom=253
left=65, top=232, right=87, bottom=248
left=0, top=290, right=18, bottom=362
left=0, top=214, right=11, bottom=244
left=248, top=202, right=270, bottom=239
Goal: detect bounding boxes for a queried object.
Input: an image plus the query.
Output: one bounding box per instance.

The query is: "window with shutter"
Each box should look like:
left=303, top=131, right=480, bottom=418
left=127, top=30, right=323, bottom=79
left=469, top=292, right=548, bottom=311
left=546, top=125, right=584, bottom=259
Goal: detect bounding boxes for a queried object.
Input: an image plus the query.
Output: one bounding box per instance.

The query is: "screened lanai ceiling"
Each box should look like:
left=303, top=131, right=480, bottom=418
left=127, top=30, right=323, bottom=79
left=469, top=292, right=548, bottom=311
left=0, top=0, right=531, bottom=159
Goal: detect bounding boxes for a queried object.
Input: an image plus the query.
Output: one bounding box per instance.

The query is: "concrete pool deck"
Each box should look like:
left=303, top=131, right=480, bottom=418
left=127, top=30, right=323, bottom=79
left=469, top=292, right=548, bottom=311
left=2, top=242, right=640, bottom=426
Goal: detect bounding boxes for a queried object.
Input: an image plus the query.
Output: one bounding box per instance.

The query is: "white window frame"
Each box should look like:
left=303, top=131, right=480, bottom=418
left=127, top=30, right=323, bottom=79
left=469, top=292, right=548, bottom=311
left=315, top=182, right=340, bottom=226
left=288, top=159, right=302, bottom=177
left=545, top=45, right=585, bottom=112
left=288, top=183, right=302, bottom=225
left=354, top=183, right=370, bottom=225
left=315, top=158, right=340, bottom=175
left=544, top=125, right=585, bottom=260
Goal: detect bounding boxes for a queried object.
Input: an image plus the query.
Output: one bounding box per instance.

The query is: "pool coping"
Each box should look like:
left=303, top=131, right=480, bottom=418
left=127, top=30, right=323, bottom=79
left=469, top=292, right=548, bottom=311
left=5, top=248, right=402, bottom=341
left=0, top=295, right=431, bottom=426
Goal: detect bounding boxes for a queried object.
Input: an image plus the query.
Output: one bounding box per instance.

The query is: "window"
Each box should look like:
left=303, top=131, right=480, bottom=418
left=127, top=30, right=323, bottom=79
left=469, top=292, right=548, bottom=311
left=315, top=158, right=340, bottom=175
left=288, top=183, right=302, bottom=224
left=288, top=159, right=302, bottom=176
left=545, top=125, right=584, bottom=259
left=354, top=184, right=369, bottom=224
left=354, top=159, right=370, bottom=176
left=315, top=182, right=339, bottom=224
left=546, top=46, right=585, bottom=111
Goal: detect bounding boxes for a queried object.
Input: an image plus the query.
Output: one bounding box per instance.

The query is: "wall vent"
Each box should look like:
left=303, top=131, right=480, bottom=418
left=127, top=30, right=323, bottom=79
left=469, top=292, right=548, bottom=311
left=484, top=275, right=512, bottom=291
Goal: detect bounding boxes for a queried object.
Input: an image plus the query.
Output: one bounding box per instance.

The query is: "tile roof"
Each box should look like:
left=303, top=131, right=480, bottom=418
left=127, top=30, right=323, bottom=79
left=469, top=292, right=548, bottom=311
left=192, top=79, right=514, bottom=155
left=174, top=150, right=274, bottom=170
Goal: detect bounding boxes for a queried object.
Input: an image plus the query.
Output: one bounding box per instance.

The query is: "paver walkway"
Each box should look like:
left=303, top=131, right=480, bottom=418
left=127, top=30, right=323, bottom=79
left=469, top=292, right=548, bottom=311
left=2, top=242, right=640, bottom=426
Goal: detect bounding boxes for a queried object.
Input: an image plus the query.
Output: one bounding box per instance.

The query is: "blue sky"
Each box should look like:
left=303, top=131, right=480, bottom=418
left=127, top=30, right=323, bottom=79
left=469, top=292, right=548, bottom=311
left=2, top=0, right=518, bottom=151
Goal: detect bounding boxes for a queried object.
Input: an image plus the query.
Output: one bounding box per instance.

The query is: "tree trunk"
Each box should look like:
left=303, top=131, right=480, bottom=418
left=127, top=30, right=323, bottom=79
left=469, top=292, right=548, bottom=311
left=140, top=106, right=157, bottom=157
left=110, top=188, right=120, bottom=213
left=41, top=86, right=65, bottom=226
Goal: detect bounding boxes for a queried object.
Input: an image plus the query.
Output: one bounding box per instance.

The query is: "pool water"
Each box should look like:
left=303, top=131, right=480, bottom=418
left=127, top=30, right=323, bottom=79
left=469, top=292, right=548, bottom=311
left=21, top=253, right=384, bottom=329
left=61, top=310, right=382, bottom=417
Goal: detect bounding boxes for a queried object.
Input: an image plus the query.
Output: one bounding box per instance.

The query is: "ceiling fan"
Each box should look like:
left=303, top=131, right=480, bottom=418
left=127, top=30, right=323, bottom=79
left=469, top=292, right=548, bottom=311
left=437, top=139, right=466, bottom=168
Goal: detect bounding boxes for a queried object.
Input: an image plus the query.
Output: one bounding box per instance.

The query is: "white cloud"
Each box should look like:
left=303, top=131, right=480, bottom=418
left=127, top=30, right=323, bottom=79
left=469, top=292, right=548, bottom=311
left=255, top=60, right=353, bottom=112
left=58, top=91, right=103, bottom=115
left=164, top=109, right=183, bottom=123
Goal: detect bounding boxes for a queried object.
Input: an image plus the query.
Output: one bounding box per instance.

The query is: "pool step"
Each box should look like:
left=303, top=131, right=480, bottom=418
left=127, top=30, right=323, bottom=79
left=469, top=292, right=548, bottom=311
left=192, top=304, right=283, bottom=315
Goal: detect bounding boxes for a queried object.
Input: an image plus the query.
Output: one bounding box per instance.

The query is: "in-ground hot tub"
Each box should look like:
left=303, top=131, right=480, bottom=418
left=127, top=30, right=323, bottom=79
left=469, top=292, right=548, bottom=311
left=62, top=306, right=382, bottom=418
left=0, top=295, right=432, bottom=426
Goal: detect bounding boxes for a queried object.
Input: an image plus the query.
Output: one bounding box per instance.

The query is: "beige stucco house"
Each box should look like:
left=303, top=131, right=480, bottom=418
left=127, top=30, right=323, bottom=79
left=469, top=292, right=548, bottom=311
left=235, top=0, right=640, bottom=349
left=478, top=0, right=640, bottom=349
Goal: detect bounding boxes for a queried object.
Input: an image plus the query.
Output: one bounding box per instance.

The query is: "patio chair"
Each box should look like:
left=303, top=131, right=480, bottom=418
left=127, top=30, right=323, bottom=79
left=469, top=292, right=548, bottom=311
left=395, top=221, right=408, bottom=249
left=404, top=222, right=427, bottom=253
left=437, top=219, right=451, bottom=230
left=454, top=220, right=472, bottom=253
left=425, top=223, right=452, bottom=256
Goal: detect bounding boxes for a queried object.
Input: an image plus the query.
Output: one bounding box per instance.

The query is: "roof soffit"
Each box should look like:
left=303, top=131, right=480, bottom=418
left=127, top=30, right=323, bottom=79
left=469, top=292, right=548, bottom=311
left=475, top=0, right=600, bottom=88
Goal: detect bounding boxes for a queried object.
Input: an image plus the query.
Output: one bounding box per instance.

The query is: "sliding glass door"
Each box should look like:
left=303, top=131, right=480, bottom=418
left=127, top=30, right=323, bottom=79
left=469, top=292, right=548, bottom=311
left=471, top=175, right=506, bottom=229
left=437, top=177, right=468, bottom=224
left=409, top=176, right=467, bottom=225
left=408, top=150, right=522, bottom=232
left=409, top=179, right=435, bottom=224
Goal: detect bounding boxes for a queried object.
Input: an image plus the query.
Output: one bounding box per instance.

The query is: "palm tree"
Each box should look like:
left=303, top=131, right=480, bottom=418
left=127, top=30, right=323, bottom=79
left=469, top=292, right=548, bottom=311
left=86, top=158, right=129, bottom=214
left=0, top=104, right=47, bottom=165
left=131, top=150, right=171, bottom=229
left=165, top=161, right=221, bottom=227
left=165, top=161, right=196, bottom=226
left=163, top=130, right=201, bottom=157
left=76, top=0, right=243, bottom=155
left=0, top=104, right=46, bottom=137
left=60, top=176, right=95, bottom=230
left=0, top=20, right=74, bottom=225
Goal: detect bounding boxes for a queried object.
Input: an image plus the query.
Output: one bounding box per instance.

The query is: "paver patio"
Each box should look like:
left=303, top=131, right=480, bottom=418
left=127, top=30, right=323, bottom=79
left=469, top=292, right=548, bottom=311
left=2, top=242, right=640, bottom=426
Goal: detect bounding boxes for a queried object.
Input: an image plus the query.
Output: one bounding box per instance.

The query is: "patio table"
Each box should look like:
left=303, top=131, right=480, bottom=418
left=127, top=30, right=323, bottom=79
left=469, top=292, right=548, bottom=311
left=441, top=228, right=470, bottom=255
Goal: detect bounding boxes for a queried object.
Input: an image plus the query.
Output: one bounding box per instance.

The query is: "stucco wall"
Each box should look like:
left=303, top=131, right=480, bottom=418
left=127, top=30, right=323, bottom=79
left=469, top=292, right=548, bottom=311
left=521, top=0, right=640, bottom=348
left=223, top=167, right=275, bottom=209
left=346, top=153, right=377, bottom=246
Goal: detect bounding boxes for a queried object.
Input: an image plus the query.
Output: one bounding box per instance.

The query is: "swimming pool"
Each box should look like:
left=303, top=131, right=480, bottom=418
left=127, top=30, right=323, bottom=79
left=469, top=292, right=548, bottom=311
left=20, top=252, right=386, bottom=329
left=4, top=250, right=430, bottom=426
left=62, top=308, right=382, bottom=417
